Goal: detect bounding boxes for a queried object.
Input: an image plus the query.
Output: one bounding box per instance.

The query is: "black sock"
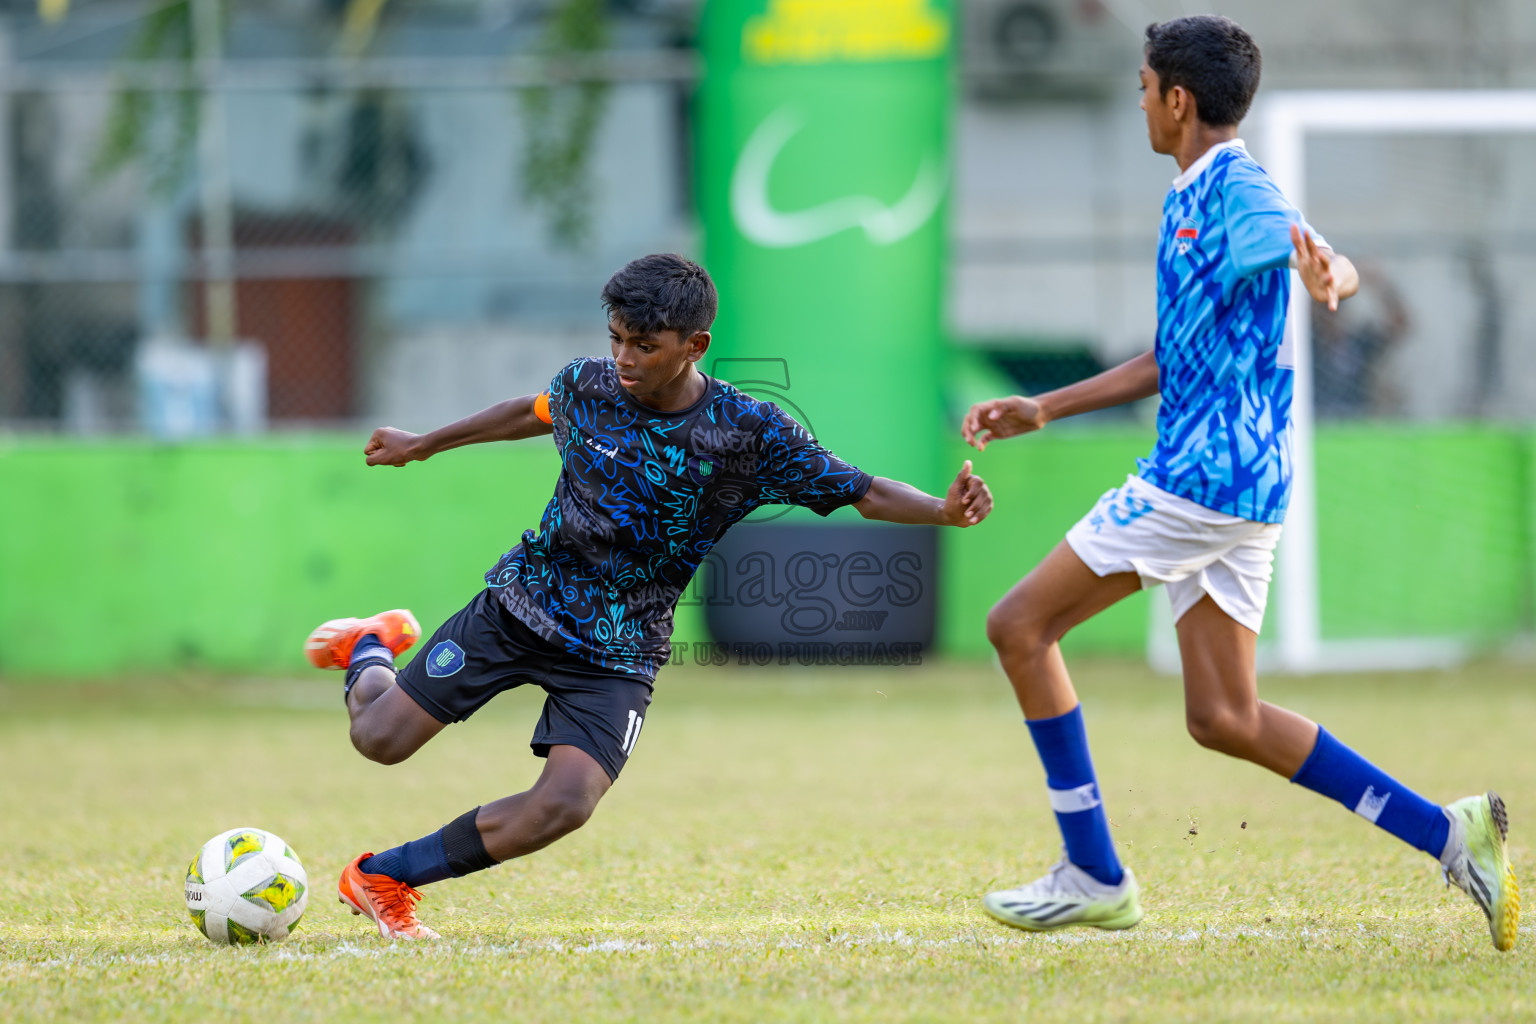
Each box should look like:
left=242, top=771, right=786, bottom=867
left=359, top=807, right=499, bottom=887
left=442, top=807, right=499, bottom=876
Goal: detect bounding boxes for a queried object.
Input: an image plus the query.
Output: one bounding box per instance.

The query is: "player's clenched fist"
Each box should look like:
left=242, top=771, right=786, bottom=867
left=962, top=395, right=1048, bottom=452
left=364, top=427, right=425, bottom=467
left=944, top=460, right=993, bottom=527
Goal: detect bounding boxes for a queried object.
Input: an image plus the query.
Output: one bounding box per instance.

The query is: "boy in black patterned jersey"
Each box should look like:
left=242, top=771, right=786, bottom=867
left=305, top=253, right=993, bottom=939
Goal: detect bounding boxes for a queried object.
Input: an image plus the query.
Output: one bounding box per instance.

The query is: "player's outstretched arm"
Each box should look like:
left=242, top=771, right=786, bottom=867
left=962, top=351, right=1159, bottom=452
left=853, top=460, right=993, bottom=527
left=364, top=394, right=554, bottom=467
left=1291, top=224, right=1359, bottom=312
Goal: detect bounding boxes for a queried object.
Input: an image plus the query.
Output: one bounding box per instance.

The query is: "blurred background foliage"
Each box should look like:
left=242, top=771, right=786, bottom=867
left=82, top=0, right=617, bottom=246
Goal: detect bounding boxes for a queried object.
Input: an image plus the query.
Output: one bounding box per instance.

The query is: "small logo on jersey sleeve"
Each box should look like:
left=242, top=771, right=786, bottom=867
left=1175, top=218, right=1199, bottom=255
left=425, top=640, right=466, bottom=677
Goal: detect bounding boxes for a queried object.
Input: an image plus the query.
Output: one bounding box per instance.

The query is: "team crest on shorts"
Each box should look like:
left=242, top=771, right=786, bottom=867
left=425, top=639, right=466, bottom=677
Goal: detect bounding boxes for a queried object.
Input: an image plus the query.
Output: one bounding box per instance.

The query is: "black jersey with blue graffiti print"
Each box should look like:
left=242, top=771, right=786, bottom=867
left=485, top=357, right=873, bottom=681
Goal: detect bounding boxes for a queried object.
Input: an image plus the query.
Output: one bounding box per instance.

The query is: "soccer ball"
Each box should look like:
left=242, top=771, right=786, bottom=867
left=185, top=827, right=308, bottom=945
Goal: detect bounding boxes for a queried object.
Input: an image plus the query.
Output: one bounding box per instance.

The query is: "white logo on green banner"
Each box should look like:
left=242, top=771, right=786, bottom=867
left=700, top=0, right=953, bottom=488
left=731, top=106, right=947, bottom=248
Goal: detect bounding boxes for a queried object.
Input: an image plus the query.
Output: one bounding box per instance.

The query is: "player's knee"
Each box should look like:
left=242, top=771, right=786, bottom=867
left=350, top=724, right=412, bottom=766
left=986, top=600, right=1049, bottom=657
left=531, top=787, right=599, bottom=839
left=984, top=603, right=1012, bottom=651
left=1185, top=704, right=1259, bottom=755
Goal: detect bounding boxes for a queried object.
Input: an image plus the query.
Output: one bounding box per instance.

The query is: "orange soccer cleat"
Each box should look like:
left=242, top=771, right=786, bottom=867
left=338, top=853, right=442, bottom=940
left=304, top=609, right=421, bottom=670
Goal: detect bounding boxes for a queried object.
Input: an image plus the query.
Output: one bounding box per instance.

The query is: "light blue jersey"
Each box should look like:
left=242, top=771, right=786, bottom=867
left=1136, top=140, right=1320, bottom=524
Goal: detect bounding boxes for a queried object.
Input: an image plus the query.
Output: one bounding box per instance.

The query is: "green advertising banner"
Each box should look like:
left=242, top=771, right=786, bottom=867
left=699, top=0, right=953, bottom=489
left=696, top=0, right=954, bottom=661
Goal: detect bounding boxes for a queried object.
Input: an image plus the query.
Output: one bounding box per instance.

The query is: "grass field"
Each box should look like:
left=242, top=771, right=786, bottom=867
left=1, top=658, right=1531, bottom=1022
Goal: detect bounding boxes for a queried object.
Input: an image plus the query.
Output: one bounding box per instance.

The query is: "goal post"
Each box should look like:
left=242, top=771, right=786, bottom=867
left=1151, top=90, right=1536, bottom=675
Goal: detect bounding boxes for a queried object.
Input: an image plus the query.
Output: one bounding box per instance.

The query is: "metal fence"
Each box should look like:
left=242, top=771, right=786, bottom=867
left=5, top=4, right=1536, bottom=436
left=0, top=4, right=697, bottom=435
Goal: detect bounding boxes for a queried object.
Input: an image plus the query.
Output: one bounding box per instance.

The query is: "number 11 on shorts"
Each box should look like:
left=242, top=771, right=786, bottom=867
left=621, top=709, right=645, bottom=755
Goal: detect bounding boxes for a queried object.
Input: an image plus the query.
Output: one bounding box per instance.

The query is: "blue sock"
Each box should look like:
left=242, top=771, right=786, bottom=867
left=1027, top=706, right=1124, bottom=886
left=1291, top=726, right=1450, bottom=858
left=360, top=829, right=452, bottom=888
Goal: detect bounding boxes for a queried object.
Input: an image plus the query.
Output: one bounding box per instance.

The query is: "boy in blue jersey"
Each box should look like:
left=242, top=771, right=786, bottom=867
left=964, top=16, right=1517, bottom=950
left=304, top=253, right=994, bottom=939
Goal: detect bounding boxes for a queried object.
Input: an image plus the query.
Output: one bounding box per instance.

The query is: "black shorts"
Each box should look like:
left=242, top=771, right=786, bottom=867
left=394, top=589, right=653, bottom=781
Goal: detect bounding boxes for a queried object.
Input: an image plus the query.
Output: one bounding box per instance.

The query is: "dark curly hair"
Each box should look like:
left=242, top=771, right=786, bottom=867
left=1144, top=16, right=1262, bottom=128
left=600, top=253, right=718, bottom=340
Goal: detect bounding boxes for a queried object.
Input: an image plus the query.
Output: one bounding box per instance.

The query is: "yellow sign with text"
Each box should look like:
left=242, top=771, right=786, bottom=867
left=743, top=0, right=949, bottom=65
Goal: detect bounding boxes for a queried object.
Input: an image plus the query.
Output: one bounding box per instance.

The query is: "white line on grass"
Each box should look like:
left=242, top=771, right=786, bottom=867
left=15, top=921, right=1408, bottom=972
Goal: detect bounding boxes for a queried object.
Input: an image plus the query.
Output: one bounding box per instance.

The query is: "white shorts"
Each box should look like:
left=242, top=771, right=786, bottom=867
left=1064, top=474, right=1282, bottom=635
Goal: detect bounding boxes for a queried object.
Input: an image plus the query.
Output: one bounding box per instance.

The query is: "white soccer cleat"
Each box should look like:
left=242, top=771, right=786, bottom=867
left=1440, top=791, right=1519, bottom=951
left=983, top=857, right=1144, bottom=932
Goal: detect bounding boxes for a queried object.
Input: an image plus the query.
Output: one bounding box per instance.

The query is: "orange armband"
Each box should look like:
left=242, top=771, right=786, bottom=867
left=533, top=392, right=552, bottom=424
